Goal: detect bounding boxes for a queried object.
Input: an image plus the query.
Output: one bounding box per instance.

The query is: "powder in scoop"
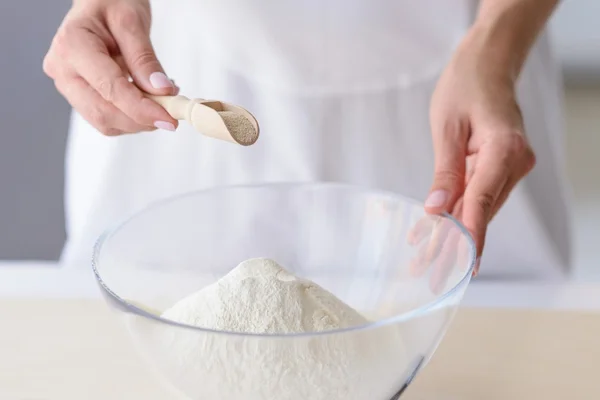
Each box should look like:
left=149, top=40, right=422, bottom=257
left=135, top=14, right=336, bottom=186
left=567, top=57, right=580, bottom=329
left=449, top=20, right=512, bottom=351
left=219, top=111, right=258, bottom=146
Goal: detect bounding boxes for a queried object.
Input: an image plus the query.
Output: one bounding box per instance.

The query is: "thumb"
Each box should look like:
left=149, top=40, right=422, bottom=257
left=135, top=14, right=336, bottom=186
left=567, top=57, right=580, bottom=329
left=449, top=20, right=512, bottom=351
left=107, top=7, right=176, bottom=95
left=426, top=117, right=469, bottom=214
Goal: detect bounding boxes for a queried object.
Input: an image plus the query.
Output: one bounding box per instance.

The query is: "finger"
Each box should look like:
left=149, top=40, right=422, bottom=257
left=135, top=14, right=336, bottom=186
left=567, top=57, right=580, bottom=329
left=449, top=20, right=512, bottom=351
left=428, top=197, right=469, bottom=293
left=426, top=116, right=470, bottom=214
left=465, top=154, right=477, bottom=185
left=422, top=195, right=464, bottom=267
left=429, top=229, right=460, bottom=294
left=423, top=217, right=453, bottom=264
left=105, top=6, right=176, bottom=95
left=171, top=79, right=181, bottom=95
left=461, top=146, right=511, bottom=257
left=43, top=50, right=63, bottom=79
left=489, top=176, right=518, bottom=222
left=450, top=189, right=478, bottom=275
left=408, top=216, right=449, bottom=277
left=67, top=28, right=177, bottom=130
left=456, top=234, right=472, bottom=272
left=409, top=218, right=456, bottom=283
left=56, top=75, right=153, bottom=135
left=409, top=241, right=429, bottom=278
left=490, top=147, right=536, bottom=219
left=114, top=54, right=130, bottom=77
left=407, top=216, right=436, bottom=246
left=408, top=203, right=474, bottom=282
left=444, top=198, right=474, bottom=272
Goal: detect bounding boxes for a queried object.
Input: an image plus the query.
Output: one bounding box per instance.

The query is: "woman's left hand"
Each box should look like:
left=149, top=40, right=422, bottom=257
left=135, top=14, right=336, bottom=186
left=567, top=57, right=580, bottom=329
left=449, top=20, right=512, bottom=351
left=425, top=31, right=537, bottom=274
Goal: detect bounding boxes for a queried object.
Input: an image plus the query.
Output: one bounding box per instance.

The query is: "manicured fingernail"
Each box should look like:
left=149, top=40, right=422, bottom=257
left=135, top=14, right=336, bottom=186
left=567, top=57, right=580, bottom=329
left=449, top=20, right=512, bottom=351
left=154, top=121, right=175, bottom=131
left=425, top=190, right=449, bottom=208
left=149, top=72, right=174, bottom=89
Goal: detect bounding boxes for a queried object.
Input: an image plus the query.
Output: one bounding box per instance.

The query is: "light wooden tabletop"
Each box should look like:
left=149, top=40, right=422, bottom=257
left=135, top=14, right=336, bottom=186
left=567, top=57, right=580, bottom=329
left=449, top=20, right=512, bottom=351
left=407, top=308, right=600, bottom=399
left=1, top=298, right=599, bottom=399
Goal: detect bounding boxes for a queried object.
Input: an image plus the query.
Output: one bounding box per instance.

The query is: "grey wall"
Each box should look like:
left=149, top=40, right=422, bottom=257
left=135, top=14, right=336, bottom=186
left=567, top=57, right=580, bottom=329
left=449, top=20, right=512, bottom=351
left=0, top=1, right=71, bottom=259
left=0, top=1, right=598, bottom=260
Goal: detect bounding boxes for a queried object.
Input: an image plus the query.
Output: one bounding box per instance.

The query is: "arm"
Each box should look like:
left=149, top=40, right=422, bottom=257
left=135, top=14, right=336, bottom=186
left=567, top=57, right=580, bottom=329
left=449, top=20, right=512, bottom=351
left=425, top=0, right=560, bottom=273
left=467, top=0, right=560, bottom=81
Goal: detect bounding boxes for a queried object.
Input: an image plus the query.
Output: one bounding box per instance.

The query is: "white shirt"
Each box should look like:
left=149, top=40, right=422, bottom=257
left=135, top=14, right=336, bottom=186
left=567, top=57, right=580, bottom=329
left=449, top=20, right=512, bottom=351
left=62, top=0, right=571, bottom=279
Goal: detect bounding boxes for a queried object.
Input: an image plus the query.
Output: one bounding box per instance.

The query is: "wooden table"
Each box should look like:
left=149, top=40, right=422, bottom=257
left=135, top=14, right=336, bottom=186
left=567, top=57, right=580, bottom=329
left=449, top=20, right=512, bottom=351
left=1, top=298, right=599, bottom=399
left=407, top=308, right=600, bottom=399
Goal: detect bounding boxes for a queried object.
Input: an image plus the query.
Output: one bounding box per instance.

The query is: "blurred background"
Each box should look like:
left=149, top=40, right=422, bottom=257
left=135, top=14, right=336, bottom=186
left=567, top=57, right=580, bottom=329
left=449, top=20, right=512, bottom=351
left=0, top=1, right=598, bottom=280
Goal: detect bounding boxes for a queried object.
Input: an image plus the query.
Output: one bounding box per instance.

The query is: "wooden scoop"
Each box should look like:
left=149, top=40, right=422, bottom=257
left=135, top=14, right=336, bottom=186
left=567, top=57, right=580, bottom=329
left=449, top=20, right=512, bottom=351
left=148, top=95, right=260, bottom=146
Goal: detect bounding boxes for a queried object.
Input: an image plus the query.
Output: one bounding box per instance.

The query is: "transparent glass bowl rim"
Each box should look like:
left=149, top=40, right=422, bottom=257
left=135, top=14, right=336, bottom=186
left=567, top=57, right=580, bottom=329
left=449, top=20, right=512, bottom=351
left=92, top=182, right=476, bottom=339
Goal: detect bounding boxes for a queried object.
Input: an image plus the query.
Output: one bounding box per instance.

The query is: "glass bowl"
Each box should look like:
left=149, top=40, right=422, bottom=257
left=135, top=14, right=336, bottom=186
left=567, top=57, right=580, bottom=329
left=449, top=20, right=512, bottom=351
left=92, top=182, right=476, bottom=400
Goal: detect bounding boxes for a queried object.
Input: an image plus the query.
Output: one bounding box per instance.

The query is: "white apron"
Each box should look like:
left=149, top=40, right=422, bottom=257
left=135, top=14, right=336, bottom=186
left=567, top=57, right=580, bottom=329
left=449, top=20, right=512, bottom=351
left=62, top=0, right=572, bottom=279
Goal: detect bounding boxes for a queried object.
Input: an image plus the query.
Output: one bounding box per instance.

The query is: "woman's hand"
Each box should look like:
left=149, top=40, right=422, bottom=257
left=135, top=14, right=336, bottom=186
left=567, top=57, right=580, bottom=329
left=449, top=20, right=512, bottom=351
left=43, top=0, right=178, bottom=135
left=425, top=30, right=537, bottom=272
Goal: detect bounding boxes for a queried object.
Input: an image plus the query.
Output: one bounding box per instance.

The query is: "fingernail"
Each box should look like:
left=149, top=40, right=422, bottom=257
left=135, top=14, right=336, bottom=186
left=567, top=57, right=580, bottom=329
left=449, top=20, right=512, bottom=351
left=149, top=72, right=174, bottom=89
left=154, top=121, right=175, bottom=131
left=425, top=190, right=449, bottom=208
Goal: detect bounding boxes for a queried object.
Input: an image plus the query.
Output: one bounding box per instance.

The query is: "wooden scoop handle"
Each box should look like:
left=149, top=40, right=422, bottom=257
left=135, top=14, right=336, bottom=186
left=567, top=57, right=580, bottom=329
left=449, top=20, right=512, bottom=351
left=147, top=95, right=198, bottom=121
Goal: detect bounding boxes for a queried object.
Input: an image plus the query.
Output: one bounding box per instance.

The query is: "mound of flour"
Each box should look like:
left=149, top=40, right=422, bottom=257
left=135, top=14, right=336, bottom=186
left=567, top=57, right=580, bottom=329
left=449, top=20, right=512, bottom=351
left=162, top=258, right=368, bottom=334
left=151, top=258, right=407, bottom=400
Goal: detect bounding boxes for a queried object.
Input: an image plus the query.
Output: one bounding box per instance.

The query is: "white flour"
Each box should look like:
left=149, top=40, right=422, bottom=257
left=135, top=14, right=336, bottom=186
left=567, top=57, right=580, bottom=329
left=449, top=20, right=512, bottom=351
left=152, top=258, right=408, bottom=400
left=162, top=258, right=368, bottom=334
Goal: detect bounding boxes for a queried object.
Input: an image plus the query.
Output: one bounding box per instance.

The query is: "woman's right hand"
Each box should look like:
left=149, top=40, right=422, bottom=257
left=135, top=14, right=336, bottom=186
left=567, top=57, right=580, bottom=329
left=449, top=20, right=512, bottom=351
left=43, top=0, right=178, bottom=135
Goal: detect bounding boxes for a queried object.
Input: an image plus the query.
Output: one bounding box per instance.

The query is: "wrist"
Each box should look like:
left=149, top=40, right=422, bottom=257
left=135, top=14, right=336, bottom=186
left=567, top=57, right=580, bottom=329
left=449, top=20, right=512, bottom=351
left=465, top=0, right=558, bottom=83
left=453, top=27, right=518, bottom=89
left=461, top=21, right=529, bottom=83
